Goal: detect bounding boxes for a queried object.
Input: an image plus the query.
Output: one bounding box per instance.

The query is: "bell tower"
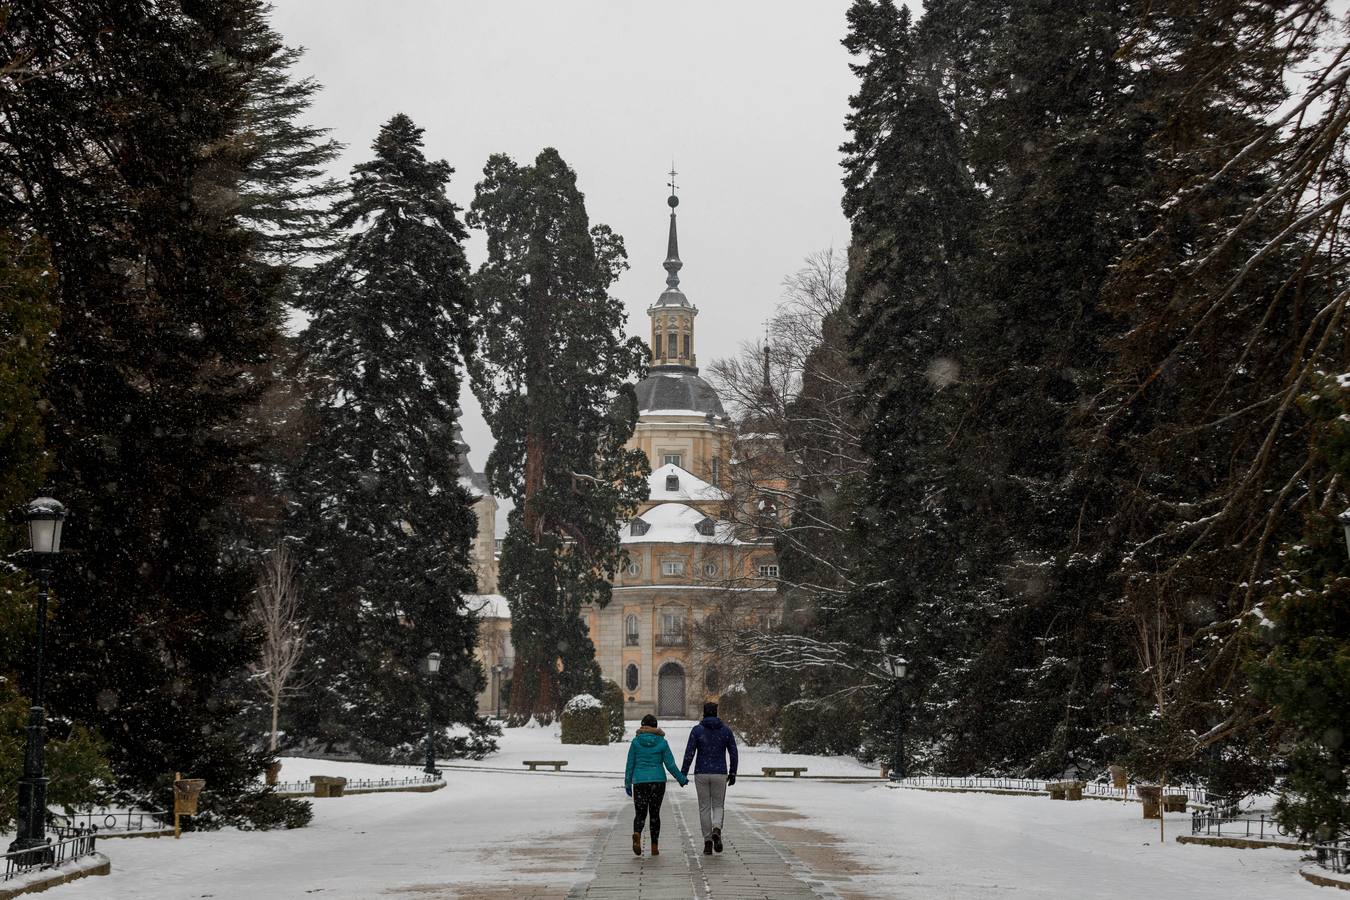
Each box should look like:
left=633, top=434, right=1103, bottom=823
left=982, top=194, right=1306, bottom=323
left=649, top=167, right=698, bottom=372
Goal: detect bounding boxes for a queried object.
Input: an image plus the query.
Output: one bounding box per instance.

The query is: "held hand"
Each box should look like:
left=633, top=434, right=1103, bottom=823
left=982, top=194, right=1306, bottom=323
left=680, top=777, right=689, bottom=787
left=625, top=785, right=632, bottom=797
left=727, top=774, right=736, bottom=787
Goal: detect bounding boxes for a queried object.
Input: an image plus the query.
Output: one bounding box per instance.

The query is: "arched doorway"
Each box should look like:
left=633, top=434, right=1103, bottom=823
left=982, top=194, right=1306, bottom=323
left=657, top=662, right=686, bottom=718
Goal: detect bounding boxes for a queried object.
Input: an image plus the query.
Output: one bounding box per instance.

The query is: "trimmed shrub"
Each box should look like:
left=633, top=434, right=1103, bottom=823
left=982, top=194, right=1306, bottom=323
left=560, top=694, right=609, bottom=745
left=599, top=680, right=626, bottom=742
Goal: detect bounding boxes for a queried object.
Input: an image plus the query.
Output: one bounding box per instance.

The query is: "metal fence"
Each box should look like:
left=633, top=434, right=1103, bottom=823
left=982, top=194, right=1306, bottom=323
left=1190, top=812, right=1291, bottom=841
left=54, top=808, right=168, bottom=834
left=1, top=827, right=98, bottom=883
left=273, top=773, right=440, bottom=794
left=1314, top=838, right=1350, bottom=874
left=894, top=775, right=1209, bottom=805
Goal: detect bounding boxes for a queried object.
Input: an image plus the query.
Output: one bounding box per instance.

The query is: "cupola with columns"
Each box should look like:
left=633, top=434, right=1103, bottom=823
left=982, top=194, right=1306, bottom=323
left=649, top=168, right=697, bottom=372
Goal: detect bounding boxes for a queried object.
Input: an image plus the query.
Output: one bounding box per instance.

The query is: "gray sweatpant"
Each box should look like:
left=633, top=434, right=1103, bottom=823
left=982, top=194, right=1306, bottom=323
left=694, top=774, right=727, bottom=839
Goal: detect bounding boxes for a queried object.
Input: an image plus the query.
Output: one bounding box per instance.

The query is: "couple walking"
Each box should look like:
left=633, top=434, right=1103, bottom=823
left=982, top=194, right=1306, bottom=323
left=623, top=702, right=740, bottom=857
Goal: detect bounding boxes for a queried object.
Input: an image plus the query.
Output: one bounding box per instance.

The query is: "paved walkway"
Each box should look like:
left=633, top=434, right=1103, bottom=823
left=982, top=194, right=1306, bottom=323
left=568, top=786, right=833, bottom=899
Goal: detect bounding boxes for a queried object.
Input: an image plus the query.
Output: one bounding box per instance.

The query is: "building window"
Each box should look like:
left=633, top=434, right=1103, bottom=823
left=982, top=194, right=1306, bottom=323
left=665, top=473, right=679, bottom=492
left=625, top=663, right=639, bottom=692
left=758, top=564, right=779, bottom=579
left=662, top=559, right=685, bottom=576
left=657, top=613, right=687, bottom=646
left=696, top=517, right=716, bottom=537
left=711, top=455, right=720, bottom=484
left=756, top=614, right=780, bottom=631
left=703, top=561, right=718, bottom=577
left=625, top=560, right=640, bottom=576
left=653, top=333, right=662, bottom=358
left=705, top=666, right=720, bottom=693
left=683, top=334, right=690, bottom=357
left=668, top=332, right=677, bottom=356
left=663, top=453, right=681, bottom=467
left=625, top=614, right=640, bottom=647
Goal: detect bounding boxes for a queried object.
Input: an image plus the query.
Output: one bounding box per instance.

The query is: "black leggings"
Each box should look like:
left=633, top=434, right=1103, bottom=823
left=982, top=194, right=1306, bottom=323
left=632, top=782, right=666, bottom=839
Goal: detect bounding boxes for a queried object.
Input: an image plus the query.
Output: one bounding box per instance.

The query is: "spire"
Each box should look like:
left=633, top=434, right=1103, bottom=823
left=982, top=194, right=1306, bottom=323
left=664, top=164, right=682, bottom=289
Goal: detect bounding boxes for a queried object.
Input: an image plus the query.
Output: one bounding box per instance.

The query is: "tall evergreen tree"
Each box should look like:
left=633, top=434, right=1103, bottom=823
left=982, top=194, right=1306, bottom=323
left=0, top=0, right=309, bottom=825
left=467, top=148, right=648, bottom=723
left=290, top=114, right=484, bottom=756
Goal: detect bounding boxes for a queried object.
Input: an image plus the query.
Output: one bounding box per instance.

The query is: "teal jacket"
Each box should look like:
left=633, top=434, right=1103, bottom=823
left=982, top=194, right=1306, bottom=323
left=625, top=727, right=688, bottom=788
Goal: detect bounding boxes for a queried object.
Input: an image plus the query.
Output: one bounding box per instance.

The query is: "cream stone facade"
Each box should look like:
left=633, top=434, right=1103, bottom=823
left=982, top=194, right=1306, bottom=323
left=456, top=427, right=511, bottom=716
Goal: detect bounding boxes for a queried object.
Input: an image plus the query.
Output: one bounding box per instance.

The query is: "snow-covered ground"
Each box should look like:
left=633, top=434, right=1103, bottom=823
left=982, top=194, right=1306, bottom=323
left=444, top=718, right=879, bottom=777
left=49, top=723, right=1323, bottom=899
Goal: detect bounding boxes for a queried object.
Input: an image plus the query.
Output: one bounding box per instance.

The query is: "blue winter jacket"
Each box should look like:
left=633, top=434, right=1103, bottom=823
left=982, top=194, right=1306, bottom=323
left=625, top=727, right=687, bottom=789
left=681, top=716, right=739, bottom=776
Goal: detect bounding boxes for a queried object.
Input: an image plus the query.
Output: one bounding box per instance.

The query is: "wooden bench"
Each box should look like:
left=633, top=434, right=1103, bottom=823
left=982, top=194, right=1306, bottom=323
left=309, top=775, right=348, bottom=798
left=762, top=767, right=808, bottom=778
left=523, top=760, right=568, bottom=772
left=1047, top=780, right=1085, bottom=801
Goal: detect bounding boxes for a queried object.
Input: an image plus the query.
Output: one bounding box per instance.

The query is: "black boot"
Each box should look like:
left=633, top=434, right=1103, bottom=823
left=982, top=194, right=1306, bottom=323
left=632, top=832, right=641, bottom=856
left=712, top=827, right=723, bottom=853
left=703, top=839, right=713, bottom=855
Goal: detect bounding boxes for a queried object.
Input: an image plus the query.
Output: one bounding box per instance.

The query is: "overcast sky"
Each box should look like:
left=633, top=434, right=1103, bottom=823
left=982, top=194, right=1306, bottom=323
left=268, top=0, right=856, bottom=516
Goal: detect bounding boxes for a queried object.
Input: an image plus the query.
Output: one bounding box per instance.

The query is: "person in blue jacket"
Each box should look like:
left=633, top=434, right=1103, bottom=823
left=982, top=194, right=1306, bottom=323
left=681, top=701, right=739, bottom=855
left=624, top=714, right=687, bottom=857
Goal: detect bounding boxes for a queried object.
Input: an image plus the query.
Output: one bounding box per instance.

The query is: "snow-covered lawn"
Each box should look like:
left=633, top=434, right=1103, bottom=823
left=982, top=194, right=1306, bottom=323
left=447, top=718, right=879, bottom=777
left=739, top=781, right=1324, bottom=899
left=47, top=723, right=1324, bottom=898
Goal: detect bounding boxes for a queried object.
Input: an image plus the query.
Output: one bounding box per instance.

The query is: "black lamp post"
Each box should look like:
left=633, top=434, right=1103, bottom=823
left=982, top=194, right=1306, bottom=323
left=491, top=663, right=505, bottom=719
left=10, top=497, right=67, bottom=857
left=880, top=654, right=909, bottom=782
left=422, top=651, right=442, bottom=776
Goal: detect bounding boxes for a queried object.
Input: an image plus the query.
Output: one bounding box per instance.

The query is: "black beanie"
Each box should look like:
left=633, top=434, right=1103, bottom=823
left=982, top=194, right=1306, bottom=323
left=703, top=702, right=718, bottom=718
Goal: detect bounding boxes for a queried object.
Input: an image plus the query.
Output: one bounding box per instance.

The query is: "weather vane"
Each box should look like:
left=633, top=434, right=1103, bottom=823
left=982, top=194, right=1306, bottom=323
left=668, top=162, right=678, bottom=198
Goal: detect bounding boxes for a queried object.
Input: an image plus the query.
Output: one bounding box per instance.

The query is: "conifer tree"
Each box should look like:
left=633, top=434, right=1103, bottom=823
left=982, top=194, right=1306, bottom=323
left=290, top=114, right=484, bottom=756
left=0, top=0, right=311, bottom=825
left=467, top=148, right=648, bottom=723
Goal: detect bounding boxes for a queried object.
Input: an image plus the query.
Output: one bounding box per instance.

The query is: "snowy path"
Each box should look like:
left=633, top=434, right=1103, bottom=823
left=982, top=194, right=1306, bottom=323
left=568, top=787, right=826, bottom=899
left=47, top=723, right=1329, bottom=898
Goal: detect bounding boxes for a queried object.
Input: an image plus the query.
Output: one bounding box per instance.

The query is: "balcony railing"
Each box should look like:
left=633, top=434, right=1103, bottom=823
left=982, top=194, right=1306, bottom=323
left=655, top=630, right=690, bottom=648
left=624, top=634, right=640, bottom=647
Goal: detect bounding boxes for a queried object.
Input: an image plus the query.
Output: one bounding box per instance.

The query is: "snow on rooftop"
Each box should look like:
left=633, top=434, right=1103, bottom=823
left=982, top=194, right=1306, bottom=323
left=620, top=502, right=739, bottom=545
left=465, top=593, right=509, bottom=619
left=647, top=463, right=728, bottom=503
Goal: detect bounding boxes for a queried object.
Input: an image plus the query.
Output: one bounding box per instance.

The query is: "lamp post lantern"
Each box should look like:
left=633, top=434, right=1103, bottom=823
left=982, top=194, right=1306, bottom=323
left=491, top=663, right=505, bottom=719
left=10, top=497, right=67, bottom=857
left=1337, top=508, right=1350, bottom=561
left=422, top=652, right=442, bottom=776
left=880, top=654, right=909, bottom=782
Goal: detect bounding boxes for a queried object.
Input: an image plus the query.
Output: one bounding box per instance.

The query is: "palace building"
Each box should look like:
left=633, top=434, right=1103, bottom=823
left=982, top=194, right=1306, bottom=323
left=465, top=185, right=784, bottom=721
left=580, top=188, right=783, bottom=720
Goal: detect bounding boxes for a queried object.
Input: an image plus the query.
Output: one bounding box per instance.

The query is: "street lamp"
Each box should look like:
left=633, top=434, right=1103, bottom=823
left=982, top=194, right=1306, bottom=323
left=10, top=497, right=67, bottom=857
left=1337, top=508, right=1350, bottom=561
left=422, top=652, right=442, bottom=776
left=491, top=663, right=505, bottom=719
left=879, top=654, right=908, bottom=782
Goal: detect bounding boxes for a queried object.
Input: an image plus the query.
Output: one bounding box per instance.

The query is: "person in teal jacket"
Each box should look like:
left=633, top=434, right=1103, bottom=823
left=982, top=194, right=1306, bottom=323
left=624, top=714, right=688, bottom=856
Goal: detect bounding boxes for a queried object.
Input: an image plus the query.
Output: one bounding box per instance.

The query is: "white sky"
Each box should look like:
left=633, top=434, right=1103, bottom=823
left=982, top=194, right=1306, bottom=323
left=268, top=0, right=856, bottom=511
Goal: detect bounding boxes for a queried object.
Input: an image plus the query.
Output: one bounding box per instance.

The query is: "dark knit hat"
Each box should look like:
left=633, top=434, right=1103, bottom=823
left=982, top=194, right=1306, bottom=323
left=641, top=714, right=658, bottom=728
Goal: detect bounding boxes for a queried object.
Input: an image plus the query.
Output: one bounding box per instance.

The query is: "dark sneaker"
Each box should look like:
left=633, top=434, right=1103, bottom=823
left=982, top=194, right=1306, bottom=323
left=712, top=828, right=723, bottom=853
left=703, top=839, right=713, bottom=855
left=632, top=832, right=641, bottom=856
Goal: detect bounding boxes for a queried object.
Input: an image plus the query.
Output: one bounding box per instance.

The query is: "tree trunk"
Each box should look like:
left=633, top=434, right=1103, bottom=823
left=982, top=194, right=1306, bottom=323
left=523, top=431, right=546, bottom=537
left=269, top=690, right=280, bottom=752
